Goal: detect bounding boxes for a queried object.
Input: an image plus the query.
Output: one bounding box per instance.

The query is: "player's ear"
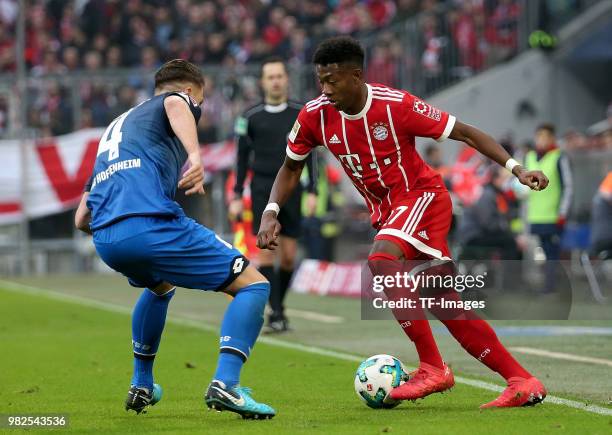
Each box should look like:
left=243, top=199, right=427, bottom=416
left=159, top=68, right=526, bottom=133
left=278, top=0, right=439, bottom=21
left=352, top=67, right=363, bottom=84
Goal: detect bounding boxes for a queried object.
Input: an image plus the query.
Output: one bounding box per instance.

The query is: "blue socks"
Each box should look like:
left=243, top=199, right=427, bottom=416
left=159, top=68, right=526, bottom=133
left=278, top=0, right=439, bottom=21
left=131, top=287, right=175, bottom=389
left=129, top=282, right=269, bottom=391
left=213, top=282, right=270, bottom=388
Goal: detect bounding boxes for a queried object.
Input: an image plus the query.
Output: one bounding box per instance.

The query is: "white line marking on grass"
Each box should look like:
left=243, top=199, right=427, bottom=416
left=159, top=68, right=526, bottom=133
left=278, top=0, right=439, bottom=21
left=285, top=308, right=344, bottom=324
left=510, top=347, right=612, bottom=368
left=2, top=280, right=611, bottom=416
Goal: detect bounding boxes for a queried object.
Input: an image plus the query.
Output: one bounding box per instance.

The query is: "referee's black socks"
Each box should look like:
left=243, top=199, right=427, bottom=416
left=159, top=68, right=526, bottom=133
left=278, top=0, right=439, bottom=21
left=278, top=268, right=293, bottom=318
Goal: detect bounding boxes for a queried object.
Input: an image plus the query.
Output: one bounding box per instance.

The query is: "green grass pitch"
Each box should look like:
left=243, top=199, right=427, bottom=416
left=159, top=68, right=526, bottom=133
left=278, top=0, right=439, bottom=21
left=1, top=286, right=611, bottom=434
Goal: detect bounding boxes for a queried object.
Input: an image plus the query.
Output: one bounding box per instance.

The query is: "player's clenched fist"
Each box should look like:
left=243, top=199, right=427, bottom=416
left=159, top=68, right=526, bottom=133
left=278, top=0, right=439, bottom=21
left=257, top=212, right=282, bottom=250
left=178, top=153, right=205, bottom=195
left=515, top=168, right=549, bottom=191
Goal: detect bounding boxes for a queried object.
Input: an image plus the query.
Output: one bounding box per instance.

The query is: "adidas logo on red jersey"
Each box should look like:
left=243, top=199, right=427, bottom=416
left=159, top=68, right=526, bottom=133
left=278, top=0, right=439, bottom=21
left=417, top=230, right=429, bottom=240
left=329, top=134, right=341, bottom=144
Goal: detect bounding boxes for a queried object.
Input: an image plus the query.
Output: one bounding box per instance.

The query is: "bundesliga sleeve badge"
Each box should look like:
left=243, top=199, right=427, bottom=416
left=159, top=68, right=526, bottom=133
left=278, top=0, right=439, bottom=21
left=413, top=99, right=442, bottom=121
left=288, top=120, right=301, bottom=143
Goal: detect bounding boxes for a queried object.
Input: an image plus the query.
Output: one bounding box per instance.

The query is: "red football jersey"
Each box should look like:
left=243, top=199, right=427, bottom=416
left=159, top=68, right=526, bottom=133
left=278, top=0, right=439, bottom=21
left=287, top=83, right=456, bottom=228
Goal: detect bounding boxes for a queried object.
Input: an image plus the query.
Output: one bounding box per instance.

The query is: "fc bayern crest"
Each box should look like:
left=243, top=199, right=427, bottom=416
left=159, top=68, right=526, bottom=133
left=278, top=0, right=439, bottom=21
left=371, top=122, right=389, bottom=141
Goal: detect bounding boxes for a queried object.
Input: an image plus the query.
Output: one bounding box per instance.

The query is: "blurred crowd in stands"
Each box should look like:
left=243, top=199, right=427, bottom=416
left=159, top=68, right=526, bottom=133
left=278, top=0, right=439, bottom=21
left=0, top=0, right=595, bottom=140
left=1, top=0, right=528, bottom=73
left=0, top=0, right=537, bottom=138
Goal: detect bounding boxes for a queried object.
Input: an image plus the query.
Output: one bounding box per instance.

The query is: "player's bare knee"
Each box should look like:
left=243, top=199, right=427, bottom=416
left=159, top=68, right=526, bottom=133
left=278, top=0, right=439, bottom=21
left=151, top=281, right=175, bottom=295
left=370, top=239, right=404, bottom=259
left=224, top=265, right=268, bottom=295
left=242, top=265, right=267, bottom=284
left=368, top=240, right=402, bottom=276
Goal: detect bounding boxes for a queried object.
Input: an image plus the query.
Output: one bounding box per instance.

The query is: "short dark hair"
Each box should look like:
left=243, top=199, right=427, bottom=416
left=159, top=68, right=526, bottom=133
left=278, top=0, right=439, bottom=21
left=313, top=36, right=365, bottom=68
left=536, top=123, right=556, bottom=135
left=261, top=56, right=287, bottom=76
left=154, top=59, right=204, bottom=89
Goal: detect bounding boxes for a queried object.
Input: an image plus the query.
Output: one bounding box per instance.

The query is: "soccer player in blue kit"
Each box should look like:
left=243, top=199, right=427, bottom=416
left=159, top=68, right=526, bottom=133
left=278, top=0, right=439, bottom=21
left=74, top=59, right=275, bottom=419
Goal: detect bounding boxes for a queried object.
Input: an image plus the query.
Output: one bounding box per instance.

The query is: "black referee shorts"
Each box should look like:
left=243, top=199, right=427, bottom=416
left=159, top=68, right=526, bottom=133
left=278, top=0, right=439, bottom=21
left=251, top=174, right=303, bottom=239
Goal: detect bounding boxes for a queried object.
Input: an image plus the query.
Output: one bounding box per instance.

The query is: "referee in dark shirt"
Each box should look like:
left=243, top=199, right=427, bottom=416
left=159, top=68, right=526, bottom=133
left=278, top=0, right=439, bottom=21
left=229, top=57, right=317, bottom=333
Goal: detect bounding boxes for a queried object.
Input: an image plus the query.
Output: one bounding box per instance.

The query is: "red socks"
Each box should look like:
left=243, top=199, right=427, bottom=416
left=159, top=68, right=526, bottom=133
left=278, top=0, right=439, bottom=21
left=440, top=318, right=532, bottom=381
left=368, top=251, right=532, bottom=381
left=396, top=319, right=445, bottom=369
left=369, top=252, right=445, bottom=369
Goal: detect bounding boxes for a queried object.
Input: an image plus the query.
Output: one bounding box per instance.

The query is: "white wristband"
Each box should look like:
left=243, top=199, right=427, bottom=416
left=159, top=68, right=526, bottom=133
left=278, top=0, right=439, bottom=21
left=505, top=158, right=520, bottom=174
left=264, top=202, right=280, bottom=216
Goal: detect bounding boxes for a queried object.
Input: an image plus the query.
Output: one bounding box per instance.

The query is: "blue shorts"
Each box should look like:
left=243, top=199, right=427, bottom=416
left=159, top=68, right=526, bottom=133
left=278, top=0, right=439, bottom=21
left=93, top=215, right=249, bottom=291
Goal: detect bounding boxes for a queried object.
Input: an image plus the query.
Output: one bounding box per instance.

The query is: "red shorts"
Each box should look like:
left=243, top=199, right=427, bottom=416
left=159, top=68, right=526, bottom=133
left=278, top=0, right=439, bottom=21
left=374, top=190, right=452, bottom=260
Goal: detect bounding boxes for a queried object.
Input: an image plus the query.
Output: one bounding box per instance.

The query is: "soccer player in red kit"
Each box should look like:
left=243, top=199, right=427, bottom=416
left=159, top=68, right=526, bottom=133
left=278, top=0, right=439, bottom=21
left=257, top=36, right=549, bottom=408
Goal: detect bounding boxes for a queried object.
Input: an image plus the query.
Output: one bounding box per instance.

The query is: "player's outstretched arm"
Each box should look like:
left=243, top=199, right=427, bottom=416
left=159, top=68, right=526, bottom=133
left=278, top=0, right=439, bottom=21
left=164, top=95, right=205, bottom=195
left=449, top=121, right=549, bottom=191
left=75, top=192, right=92, bottom=235
left=256, top=156, right=306, bottom=249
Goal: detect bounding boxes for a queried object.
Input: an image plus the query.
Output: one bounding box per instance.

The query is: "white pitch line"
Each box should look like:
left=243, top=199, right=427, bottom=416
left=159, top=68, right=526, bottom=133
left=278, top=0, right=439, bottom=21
left=285, top=308, right=344, bottom=324
left=510, top=347, right=612, bottom=368
left=1, top=280, right=611, bottom=416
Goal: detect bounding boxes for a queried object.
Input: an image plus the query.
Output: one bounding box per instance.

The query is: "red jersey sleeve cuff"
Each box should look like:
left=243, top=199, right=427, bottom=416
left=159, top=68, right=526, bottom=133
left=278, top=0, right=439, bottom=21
left=436, top=115, right=456, bottom=142
left=286, top=145, right=310, bottom=161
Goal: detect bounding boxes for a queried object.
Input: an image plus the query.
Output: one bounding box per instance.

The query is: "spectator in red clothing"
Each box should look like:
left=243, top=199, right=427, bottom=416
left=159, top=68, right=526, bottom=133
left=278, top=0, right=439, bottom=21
left=366, top=43, right=398, bottom=87
left=0, top=0, right=582, bottom=79
left=331, top=0, right=363, bottom=34
left=58, top=2, right=78, bottom=46
left=450, top=2, right=485, bottom=72
left=263, top=7, right=286, bottom=49
left=236, top=17, right=258, bottom=62
left=487, top=0, right=521, bottom=64
left=420, top=13, right=449, bottom=94
left=367, top=0, right=396, bottom=27
left=25, top=2, right=57, bottom=69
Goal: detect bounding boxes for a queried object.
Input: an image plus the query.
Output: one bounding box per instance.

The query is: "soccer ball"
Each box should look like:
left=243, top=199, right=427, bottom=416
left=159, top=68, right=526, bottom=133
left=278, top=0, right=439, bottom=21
left=354, top=354, right=410, bottom=409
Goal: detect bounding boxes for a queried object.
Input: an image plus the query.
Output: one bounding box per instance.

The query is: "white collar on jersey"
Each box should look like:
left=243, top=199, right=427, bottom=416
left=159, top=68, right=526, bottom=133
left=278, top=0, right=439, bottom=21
left=340, top=84, right=372, bottom=120
left=264, top=102, right=288, bottom=113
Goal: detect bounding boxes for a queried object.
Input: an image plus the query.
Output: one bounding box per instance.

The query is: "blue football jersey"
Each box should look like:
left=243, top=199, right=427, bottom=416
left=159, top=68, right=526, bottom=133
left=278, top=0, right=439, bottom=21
left=87, top=92, right=201, bottom=230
